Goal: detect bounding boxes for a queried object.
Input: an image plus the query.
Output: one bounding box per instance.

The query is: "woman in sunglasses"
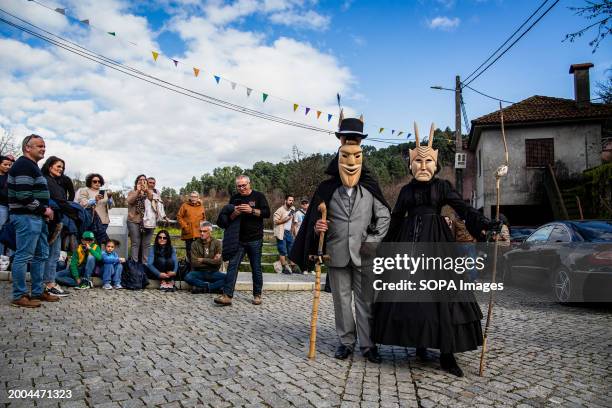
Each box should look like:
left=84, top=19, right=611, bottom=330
left=147, top=229, right=178, bottom=292
left=76, top=173, right=113, bottom=242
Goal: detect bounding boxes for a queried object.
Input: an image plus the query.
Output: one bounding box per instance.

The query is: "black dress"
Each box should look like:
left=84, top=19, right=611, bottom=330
left=371, top=178, right=489, bottom=353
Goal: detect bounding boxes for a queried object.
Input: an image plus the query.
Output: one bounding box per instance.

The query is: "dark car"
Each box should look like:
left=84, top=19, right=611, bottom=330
left=503, top=220, right=612, bottom=303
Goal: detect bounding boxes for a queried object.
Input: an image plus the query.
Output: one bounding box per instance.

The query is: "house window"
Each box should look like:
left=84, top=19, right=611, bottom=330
left=525, top=138, right=554, bottom=168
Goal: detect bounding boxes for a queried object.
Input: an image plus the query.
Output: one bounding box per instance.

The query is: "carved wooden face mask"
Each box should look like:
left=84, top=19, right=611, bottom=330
left=338, top=140, right=363, bottom=188
left=409, top=122, right=438, bottom=182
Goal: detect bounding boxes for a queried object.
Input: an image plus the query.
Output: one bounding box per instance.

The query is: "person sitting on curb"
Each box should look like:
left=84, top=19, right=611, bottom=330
left=185, top=222, right=224, bottom=294
left=101, top=239, right=124, bottom=290
left=146, top=229, right=178, bottom=292
left=56, top=231, right=101, bottom=289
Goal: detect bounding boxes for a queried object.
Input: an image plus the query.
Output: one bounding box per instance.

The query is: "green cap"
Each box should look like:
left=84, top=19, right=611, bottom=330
left=82, top=231, right=95, bottom=240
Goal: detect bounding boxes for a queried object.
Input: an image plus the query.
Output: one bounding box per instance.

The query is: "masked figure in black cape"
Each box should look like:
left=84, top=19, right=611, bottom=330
left=371, top=123, right=498, bottom=377
left=290, top=112, right=390, bottom=362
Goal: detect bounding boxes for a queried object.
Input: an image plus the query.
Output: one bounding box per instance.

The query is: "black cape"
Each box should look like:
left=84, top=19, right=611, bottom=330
left=371, top=178, right=490, bottom=353
left=289, top=154, right=390, bottom=270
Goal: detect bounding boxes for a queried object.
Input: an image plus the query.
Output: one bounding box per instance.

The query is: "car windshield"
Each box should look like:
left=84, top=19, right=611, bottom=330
left=572, top=221, right=612, bottom=242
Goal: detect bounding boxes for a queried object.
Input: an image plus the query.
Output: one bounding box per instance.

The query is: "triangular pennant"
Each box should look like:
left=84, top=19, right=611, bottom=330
left=193, top=67, right=200, bottom=77
left=151, top=51, right=159, bottom=61
left=305, top=107, right=310, bottom=115
left=214, top=75, right=220, bottom=84
left=391, top=130, right=395, bottom=135
left=231, top=82, right=237, bottom=90
left=246, top=88, right=252, bottom=97
left=172, top=59, right=179, bottom=67
left=398, top=131, right=403, bottom=137
left=262, top=93, right=268, bottom=102
left=327, top=114, right=332, bottom=122
left=293, top=104, right=299, bottom=112
left=107, top=32, right=116, bottom=36
left=379, top=128, right=384, bottom=133
left=55, top=8, right=65, bottom=15
left=316, top=110, right=322, bottom=119
left=80, top=19, right=90, bottom=25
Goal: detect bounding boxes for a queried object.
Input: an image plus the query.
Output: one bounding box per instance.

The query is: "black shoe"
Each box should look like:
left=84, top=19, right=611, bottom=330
left=282, top=266, right=292, bottom=275
left=416, top=347, right=429, bottom=361
left=334, top=344, right=353, bottom=360
left=191, top=286, right=210, bottom=294
left=440, top=353, right=464, bottom=377
left=363, top=347, right=381, bottom=364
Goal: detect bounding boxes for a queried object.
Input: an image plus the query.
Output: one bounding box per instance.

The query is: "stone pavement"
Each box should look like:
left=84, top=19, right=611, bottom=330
left=0, top=283, right=611, bottom=407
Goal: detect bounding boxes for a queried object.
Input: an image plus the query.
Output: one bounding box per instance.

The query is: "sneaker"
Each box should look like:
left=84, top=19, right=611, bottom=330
left=251, top=295, right=262, bottom=305
left=47, top=286, right=69, bottom=297
left=290, top=264, right=302, bottom=274
left=75, top=282, right=90, bottom=290
left=113, top=284, right=122, bottom=289
left=88, top=280, right=94, bottom=289
left=282, top=266, right=292, bottom=275
left=191, top=286, right=209, bottom=294
left=102, top=283, right=113, bottom=290
left=213, top=294, right=232, bottom=306
left=34, top=291, right=60, bottom=302
left=11, top=295, right=41, bottom=308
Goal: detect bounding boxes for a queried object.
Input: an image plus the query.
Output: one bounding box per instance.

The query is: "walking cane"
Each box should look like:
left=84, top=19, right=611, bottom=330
left=308, top=202, right=329, bottom=359
left=479, top=102, right=509, bottom=376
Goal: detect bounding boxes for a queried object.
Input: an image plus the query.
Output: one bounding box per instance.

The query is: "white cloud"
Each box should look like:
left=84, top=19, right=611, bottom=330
left=428, top=16, right=460, bottom=31
left=268, top=9, right=330, bottom=30
left=0, top=0, right=352, bottom=190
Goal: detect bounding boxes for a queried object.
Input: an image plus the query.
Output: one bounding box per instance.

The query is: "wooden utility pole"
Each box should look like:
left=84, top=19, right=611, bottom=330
left=455, top=75, right=463, bottom=195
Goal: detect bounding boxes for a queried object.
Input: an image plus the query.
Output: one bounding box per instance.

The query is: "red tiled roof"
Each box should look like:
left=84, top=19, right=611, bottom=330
left=471, top=95, right=612, bottom=126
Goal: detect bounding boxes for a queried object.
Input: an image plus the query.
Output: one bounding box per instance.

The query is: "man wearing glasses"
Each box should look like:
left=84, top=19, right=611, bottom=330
left=8, top=134, right=58, bottom=307
left=214, top=175, right=270, bottom=306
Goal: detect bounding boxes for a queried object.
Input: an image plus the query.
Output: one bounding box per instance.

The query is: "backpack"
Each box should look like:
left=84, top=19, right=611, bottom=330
left=175, top=259, right=191, bottom=289
left=121, top=260, right=149, bottom=290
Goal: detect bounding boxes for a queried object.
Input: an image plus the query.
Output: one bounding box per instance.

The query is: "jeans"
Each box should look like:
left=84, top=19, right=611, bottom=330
left=43, top=234, right=62, bottom=285
left=10, top=214, right=49, bottom=300
left=223, top=239, right=263, bottom=297
left=102, top=263, right=123, bottom=286
left=0, top=205, right=8, bottom=255
left=55, top=255, right=96, bottom=287
left=127, top=221, right=154, bottom=263
left=275, top=230, right=294, bottom=256
left=185, top=270, right=226, bottom=291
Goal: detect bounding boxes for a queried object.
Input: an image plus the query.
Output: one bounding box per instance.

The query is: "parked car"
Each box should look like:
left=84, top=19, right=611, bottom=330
left=503, top=220, right=612, bottom=303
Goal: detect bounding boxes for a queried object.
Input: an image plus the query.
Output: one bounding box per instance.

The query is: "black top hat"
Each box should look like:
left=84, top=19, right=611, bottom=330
left=335, top=118, right=368, bottom=140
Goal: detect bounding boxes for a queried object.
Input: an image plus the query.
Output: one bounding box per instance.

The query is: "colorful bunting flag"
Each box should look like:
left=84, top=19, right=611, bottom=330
left=379, top=128, right=384, bottom=133
left=327, top=114, right=332, bottom=122
left=391, top=130, right=395, bottom=135
left=316, top=111, right=322, bottom=119
left=293, top=104, right=299, bottom=112
left=80, top=19, right=90, bottom=25
left=193, top=67, right=200, bottom=77
left=55, top=8, right=65, bottom=15
left=246, top=88, right=252, bottom=97
left=231, top=82, right=237, bottom=90
left=107, top=32, right=116, bottom=36
left=214, top=75, right=220, bottom=84
left=151, top=51, right=159, bottom=61
left=305, top=107, right=310, bottom=115
left=262, top=93, right=268, bottom=102
left=398, top=131, right=403, bottom=137
left=172, top=59, right=178, bottom=67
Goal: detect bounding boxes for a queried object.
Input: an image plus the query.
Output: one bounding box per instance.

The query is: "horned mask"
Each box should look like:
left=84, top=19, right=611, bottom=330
left=337, top=110, right=364, bottom=188
left=409, top=122, right=438, bottom=182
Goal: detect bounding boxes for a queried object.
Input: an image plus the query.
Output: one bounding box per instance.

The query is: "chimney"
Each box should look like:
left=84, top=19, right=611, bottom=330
left=569, top=63, right=594, bottom=108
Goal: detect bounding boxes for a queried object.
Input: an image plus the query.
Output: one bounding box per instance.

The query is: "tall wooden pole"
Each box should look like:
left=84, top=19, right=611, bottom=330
left=455, top=75, right=463, bottom=196
left=308, top=202, right=327, bottom=360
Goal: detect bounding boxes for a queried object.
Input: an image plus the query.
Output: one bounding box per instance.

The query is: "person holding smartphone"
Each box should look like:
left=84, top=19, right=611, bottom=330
left=127, top=175, right=154, bottom=263
left=76, top=173, right=113, bottom=243
left=273, top=194, right=297, bottom=275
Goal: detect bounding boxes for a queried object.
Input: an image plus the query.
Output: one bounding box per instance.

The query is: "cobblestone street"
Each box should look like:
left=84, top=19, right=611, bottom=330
left=1, top=282, right=611, bottom=408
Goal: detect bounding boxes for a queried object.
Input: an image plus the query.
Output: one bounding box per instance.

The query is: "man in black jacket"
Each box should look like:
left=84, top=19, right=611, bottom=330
left=214, top=175, right=270, bottom=306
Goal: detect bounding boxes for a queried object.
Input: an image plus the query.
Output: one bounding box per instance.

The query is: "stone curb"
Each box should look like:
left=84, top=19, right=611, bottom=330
left=0, top=270, right=325, bottom=291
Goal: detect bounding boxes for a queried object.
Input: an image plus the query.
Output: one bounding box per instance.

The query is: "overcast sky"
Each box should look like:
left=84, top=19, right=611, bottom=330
left=0, top=0, right=610, bottom=190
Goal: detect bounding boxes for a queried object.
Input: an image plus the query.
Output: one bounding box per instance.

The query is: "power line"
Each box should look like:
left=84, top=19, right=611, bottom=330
left=463, top=0, right=559, bottom=87
left=462, top=84, right=515, bottom=104
left=463, top=0, right=551, bottom=84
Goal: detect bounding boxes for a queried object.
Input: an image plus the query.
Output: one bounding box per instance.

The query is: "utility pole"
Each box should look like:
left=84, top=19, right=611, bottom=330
left=455, top=75, right=463, bottom=196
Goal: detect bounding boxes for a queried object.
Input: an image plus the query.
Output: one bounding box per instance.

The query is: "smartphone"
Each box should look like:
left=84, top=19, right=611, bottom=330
left=99, top=189, right=106, bottom=196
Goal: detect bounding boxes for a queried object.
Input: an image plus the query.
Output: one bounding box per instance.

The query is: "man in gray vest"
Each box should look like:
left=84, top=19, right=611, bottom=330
left=290, top=112, right=390, bottom=362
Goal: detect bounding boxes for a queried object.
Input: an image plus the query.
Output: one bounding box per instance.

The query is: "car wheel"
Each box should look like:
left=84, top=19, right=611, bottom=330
left=552, top=268, right=573, bottom=304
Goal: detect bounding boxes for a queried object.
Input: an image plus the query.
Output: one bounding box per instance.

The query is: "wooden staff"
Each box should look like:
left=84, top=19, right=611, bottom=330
left=308, top=202, right=328, bottom=359
left=479, top=101, right=509, bottom=376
